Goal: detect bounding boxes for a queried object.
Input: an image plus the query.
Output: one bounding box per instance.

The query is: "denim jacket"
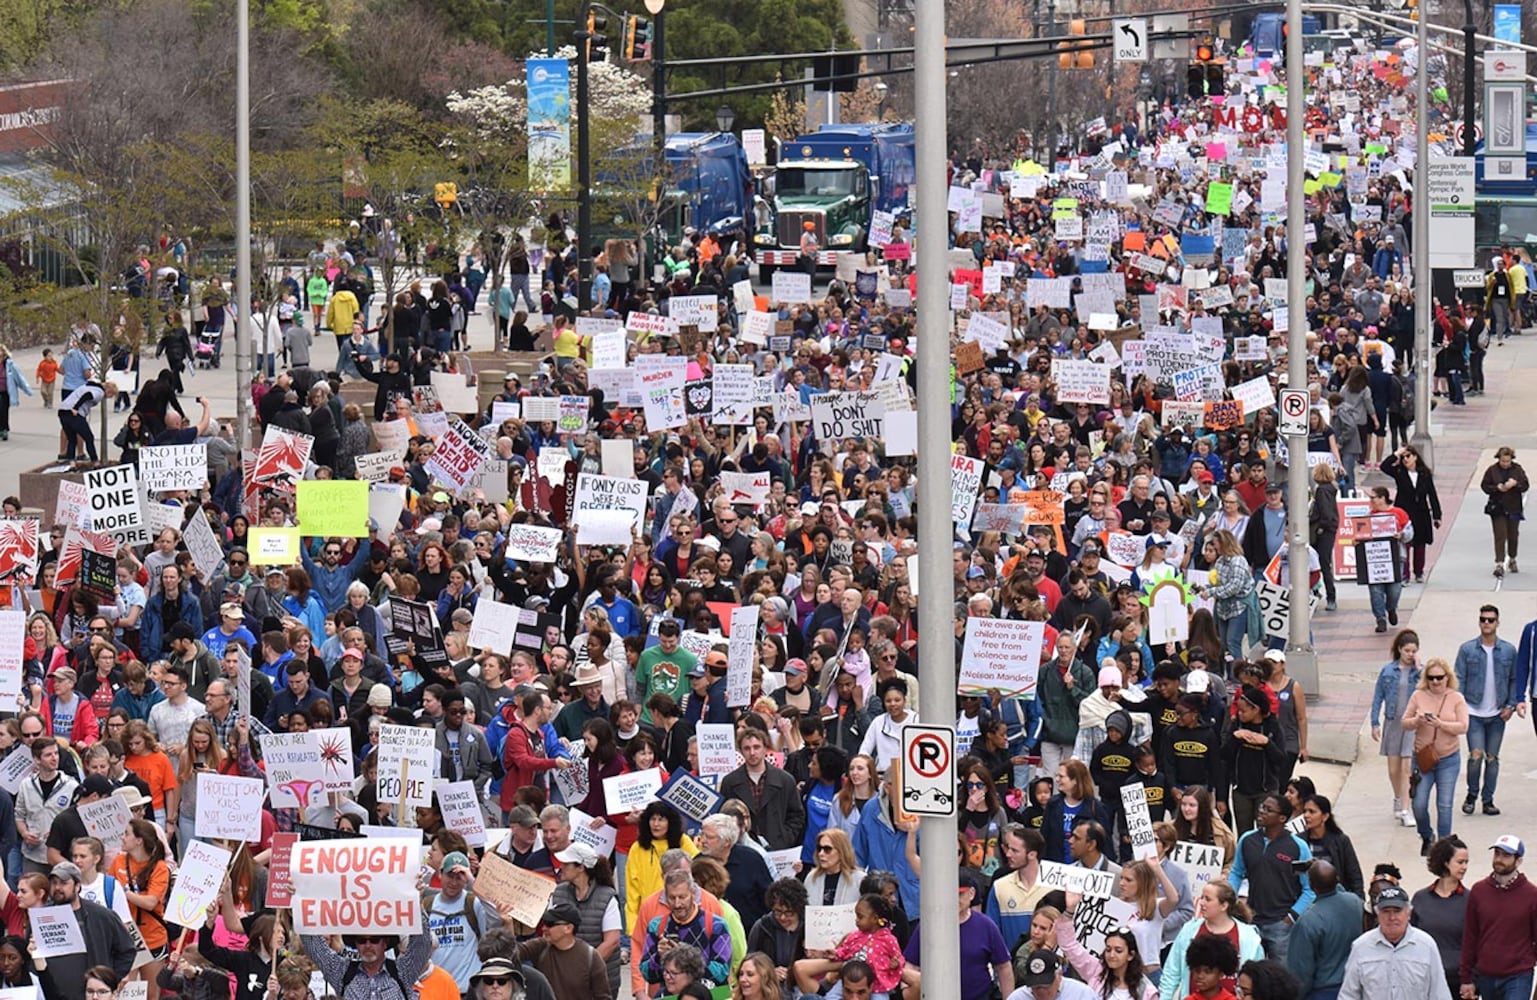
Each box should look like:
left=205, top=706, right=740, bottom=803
left=1453, top=637, right=1519, bottom=711
left=1370, top=660, right=1421, bottom=728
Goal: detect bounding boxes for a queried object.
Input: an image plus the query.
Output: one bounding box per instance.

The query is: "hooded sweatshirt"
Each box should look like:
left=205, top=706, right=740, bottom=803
left=1090, top=710, right=1137, bottom=810
left=852, top=788, right=922, bottom=921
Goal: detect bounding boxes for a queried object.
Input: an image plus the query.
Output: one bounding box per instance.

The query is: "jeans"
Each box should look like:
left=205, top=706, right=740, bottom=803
left=1219, top=611, right=1248, bottom=667
left=1414, top=749, right=1460, bottom=839
left=59, top=411, right=96, bottom=461
left=177, top=815, right=199, bottom=861
left=1039, top=741, right=1073, bottom=783
left=1448, top=370, right=1465, bottom=405
left=1256, top=919, right=1293, bottom=964
left=1466, top=714, right=1508, bottom=803
left=1491, top=298, right=1513, bottom=340
left=1368, top=580, right=1402, bottom=622
left=1476, top=972, right=1534, bottom=1000
left=1305, top=989, right=1340, bottom=1000
left=507, top=274, right=537, bottom=312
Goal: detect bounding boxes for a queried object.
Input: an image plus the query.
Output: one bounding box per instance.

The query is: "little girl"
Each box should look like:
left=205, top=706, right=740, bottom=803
left=793, top=894, right=911, bottom=999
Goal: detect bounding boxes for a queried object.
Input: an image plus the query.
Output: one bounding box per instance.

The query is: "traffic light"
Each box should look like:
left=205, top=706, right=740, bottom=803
left=1188, top=40, right=1222, bottom=97
left=623, top=15, right=653, bottom=61
left=1058, top=18, right=1093, bottom=70
left=586, top=9, right=609, bottom=61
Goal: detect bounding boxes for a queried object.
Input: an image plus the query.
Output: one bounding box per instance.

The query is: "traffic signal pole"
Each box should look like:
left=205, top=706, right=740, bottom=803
left=576, top=14, right=593, bottom=311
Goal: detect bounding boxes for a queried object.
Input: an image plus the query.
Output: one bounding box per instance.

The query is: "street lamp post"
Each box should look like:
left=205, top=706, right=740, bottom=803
left=1463, top=0, right=1477, bottom=157
left=235, top=0, right=251, bottom=451
left=715, top=105, right=736, bottom=134
left=1411, top=0, right=1435, bottom=466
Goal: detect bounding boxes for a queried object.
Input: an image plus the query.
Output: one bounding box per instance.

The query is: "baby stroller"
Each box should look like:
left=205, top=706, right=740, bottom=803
left=195, top=327, right=220, bottom=369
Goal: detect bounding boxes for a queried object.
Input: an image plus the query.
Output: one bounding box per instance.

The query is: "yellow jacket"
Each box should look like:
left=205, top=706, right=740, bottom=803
left=325, top=289, right=360, bottom=334
left=624, top=834, right=698, bottom=932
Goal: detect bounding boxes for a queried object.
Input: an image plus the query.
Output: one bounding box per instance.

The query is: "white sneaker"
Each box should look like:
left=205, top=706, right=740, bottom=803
left=1398, top=810, right=1415, bottom=827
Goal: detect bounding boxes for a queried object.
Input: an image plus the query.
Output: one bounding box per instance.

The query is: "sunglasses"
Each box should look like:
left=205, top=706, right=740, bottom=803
left=355, top=936, right=386, bottom=945
left=1427, top=674, right=1447, bottom=681
left=1481, top=617, right=1499, bottom=623
left=816, top=844, right=835, bottom=853
left=480, top=979, right=513, bottom=987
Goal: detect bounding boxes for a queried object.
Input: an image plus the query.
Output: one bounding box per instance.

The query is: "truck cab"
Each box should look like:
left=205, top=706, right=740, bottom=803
left=754, top=122, right=914, bottom=281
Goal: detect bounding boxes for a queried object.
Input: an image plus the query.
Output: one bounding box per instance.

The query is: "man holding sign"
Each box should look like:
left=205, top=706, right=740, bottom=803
left=34, top=862, right=137, bottom=998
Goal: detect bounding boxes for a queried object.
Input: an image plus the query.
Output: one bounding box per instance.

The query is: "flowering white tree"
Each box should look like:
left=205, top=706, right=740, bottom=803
left=448, top=48, right=658, bottom=242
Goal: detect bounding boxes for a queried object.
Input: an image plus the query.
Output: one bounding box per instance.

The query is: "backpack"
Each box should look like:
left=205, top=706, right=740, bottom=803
left=483, top=708, right=513, bottom=782
left=340, top=957, right=411, bottom=1000
left=423, top=889, right=481, bottom=939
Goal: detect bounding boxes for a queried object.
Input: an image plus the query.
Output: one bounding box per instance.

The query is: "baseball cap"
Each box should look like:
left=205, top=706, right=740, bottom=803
left=508, top=805, right=540, bottom=828
left=958, top=868, right=983, bottom=895
left=784, top=658, right=808, bottom=676
left=1492, top=835, right=1526, bottom=857
left=1079, top=540, right=1102, bottom=555
left=966, top=566, right=987, bottom=579
left=687, top=663, right=708, bottom=678
left=1021, top=952, right=1061, bottom=987
left=541, top=902, right=582, bottom=929
left=168, top=622, right=196, bottom=641
left=1145, top=536, right=1167, bottom=550
left=1097, top=665, right=1123, bottom=687
left=78, top=775, right=115, bottom=799
left=342, top=647, right=364, bottom=661
left=1185, top=670, right=1211, bottom=693
left=431, top=491, right=451, bottom=505
left=554, top=843, right=600, bottom=869
left=49, top=861, right=82, bottom=882
left=1195, top=470, right=1215, bottom=484
left=1263, top=649, right=1287, bottom=664
left=416, top=517, right=443, bottom=536
left=441, top=851, right=472, bottom=875
left=220, top=603, right=244, bottom=620
left=1374, top=885, right=1411, bottom=910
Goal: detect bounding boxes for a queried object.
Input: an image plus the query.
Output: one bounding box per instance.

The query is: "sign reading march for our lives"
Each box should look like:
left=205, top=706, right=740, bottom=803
left=658, top=770, right=723, bottom=825
left=289, top=840, right=421, bottom=935
left=138, top=445, right=207, bottom=493
left=809, top=391, right=885, bottom=443
left=295, top=480, right=369, bottom=537
left=960, top=618, right=1045, bottom=696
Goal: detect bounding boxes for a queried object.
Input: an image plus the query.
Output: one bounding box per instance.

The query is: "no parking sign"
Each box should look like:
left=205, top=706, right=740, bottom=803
left=900, top=725, right=956, bottom=817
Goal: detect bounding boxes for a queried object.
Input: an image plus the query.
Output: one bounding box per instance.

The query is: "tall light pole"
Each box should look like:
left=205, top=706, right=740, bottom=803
left=1284, top=0, right=1318, bottom=690
left=1411, top=0, right=1434, bottom=466
left=235, top=0, right=252, bottom=451
left=913, top=0, right=959, bottom=994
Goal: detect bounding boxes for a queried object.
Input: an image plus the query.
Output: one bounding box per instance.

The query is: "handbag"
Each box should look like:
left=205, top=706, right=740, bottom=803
left=1414, top=692, right=1451, bottom=772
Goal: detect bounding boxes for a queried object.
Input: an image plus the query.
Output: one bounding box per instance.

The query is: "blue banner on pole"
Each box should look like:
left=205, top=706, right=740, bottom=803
left=526, top=58, right=571, bottom=190
left=1494, top=5, right=1522, bottom=46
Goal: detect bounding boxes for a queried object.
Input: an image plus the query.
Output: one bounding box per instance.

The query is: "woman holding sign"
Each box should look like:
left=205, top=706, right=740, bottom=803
left=1055, top=897, right=1158, bottom=1000
left=109, top=818, right=170, bottom=998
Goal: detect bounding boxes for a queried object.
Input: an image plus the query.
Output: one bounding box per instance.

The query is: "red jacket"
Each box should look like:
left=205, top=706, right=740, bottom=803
left=498, top=719, right=561, bottom=812
left=39, top=692, right=99, bottom=747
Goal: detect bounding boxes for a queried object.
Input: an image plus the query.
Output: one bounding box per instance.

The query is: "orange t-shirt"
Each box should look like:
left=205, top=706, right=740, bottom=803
left=124, top=751, right=178, bottom=812
left=109, top=854, right=171, bottom=950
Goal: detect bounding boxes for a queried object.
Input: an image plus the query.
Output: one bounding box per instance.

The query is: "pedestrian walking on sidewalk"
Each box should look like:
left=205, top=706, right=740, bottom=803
left=1458, top=835, right=1537, bottom=1000
left=1401, top=658, right=1468, bottom=853
left=1371, top=630, right=1423, bottom=828
left=1481, top=447, right=1529, bottom=578
left=1452, top=606, right=1518, bottom=817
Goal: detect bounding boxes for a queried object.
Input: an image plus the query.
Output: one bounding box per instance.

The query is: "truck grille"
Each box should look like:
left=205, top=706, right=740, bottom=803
left=778, top=211, right=825, bottom=248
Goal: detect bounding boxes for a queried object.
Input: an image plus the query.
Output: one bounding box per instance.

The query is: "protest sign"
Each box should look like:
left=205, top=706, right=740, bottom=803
left=0, top=745, right=34, bottom=795
left=603, top=767, right=664, bottom=814
left=474, top=851, right=557, bottom=927
left=376, top=724, right=436, bottom=808
left=503, top=524, right=563, bottom=563
left=558, top=395, right=591, bottom=434
left=79, top=794, right=132, bottom=847
left=1231, top=374, right=1276, bottom=413
left=696, top=724, right=738, bottom=777
left=1054, top=359, right=1111, bottom=405
left=468, top=599, right=522, bottom=656
left=1105, top=531, right=1144, bottom=567
left=1037, top=861, right=1117, bottom=899
left=315, top=729, right=354, bottom=793
left=0, top=610, right=20, bottom=702
left=165, top=841, right=233, bottom=928
left=137, top=499, right=184, bottom=536
left=194, top=773, right=266, bottom=841
left=658, top=770, right=723, bottom=824
left=1169, top=841, right=1225, bottom=889
left=248, top=527, right=300, bottom=566
left=1120, top=783, right=1157, bottom=860
left=671, top=294, right=719, bottom=332
left=261, top=732, right=328, bottom=811
left=86, top=465, right=146, bottom=546
left=29, top=906, right=85, bottom=957
left=437, top=780, right=488, bottom=847
left=566, top=807, right=619, bottom=857
left=181, top=508, right=225, bottom=583
left=726, top=605, right=759, bottom=707
left=138, top=445, right=206, bottom=493
left=573, top=474, right=649, bottom=538
left=296, top=481, right=369, bottom=537
left=290, top=840, right=421, bottom=935
left=770, top=271, right=812, bottom=304
left=1074, top=895, right=1141, bottom=961
left=804, top=904, right=859, bottom=951
left=809, top=391, right=885, bottom=442
left=55, top=481, right=90, bottom=531
left=720, top=471, right=771, bottom=507
left=951, top=455, right=984, bottom=524
left=426, top=419, right=492, bottom=493
left=267, top=832, right=299, bottom=908
left=959, top=618, right=1045, bottom=696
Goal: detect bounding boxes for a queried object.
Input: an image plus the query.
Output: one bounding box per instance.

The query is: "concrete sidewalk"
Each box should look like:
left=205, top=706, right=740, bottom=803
left=1306, top=331, right=1537, bottom=885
